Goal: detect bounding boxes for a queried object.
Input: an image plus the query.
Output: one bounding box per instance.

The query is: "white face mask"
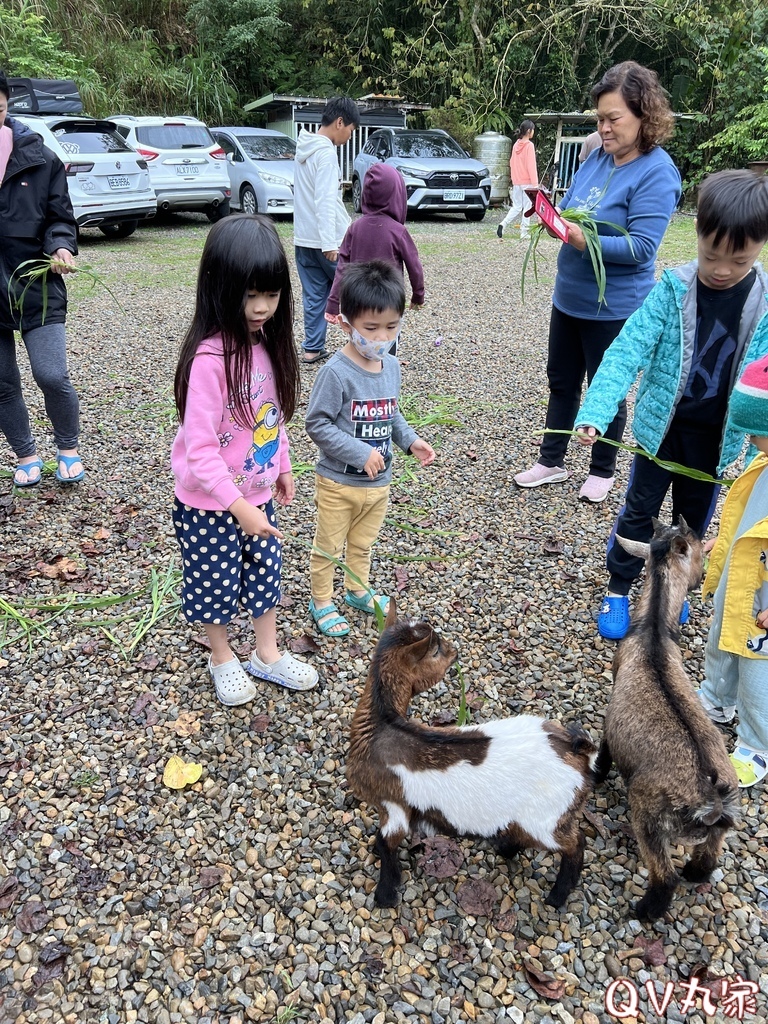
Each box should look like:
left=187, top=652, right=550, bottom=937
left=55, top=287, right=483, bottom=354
left=348, top=325, right=391, bottom=362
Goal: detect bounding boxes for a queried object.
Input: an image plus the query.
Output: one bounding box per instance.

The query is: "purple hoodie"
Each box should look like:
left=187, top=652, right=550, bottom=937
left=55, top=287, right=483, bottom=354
left=326, top=163, right=425, bottom=316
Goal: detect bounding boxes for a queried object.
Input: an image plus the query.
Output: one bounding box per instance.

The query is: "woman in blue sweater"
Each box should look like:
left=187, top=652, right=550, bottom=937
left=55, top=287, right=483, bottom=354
left=514, top=62, right=681, bottom=503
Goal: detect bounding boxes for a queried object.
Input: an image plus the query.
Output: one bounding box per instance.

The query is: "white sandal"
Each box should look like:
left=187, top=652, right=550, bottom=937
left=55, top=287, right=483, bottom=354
left=208, top=655, right=259, bottom=706
left=244, top=652, right=319, bottom=691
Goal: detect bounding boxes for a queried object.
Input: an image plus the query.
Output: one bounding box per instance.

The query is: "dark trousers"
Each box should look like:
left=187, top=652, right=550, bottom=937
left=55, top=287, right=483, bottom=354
left=539, top=306, right=627, bottom=478
left=606, top=425, right=722, bottom=594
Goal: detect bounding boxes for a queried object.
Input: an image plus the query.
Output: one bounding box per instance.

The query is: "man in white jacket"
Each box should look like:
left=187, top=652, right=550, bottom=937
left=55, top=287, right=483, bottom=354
left=294, top=96, right=360, bottom=365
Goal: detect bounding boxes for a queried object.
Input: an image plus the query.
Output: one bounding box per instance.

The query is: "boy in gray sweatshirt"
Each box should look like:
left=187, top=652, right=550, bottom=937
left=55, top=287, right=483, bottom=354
left=305, top=261, right=435, bottom=636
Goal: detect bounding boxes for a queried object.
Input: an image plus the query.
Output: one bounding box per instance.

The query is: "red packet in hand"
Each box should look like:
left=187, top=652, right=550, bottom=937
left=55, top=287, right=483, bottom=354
left=525, top=188, right=570, bottom=243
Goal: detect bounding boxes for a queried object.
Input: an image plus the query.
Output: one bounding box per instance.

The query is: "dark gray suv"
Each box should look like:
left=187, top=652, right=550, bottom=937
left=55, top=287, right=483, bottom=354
left=352, top=128, right=491, bottom=221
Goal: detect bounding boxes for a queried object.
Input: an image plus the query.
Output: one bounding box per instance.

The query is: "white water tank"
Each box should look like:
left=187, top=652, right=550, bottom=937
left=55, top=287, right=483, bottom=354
left=472, top=131, right=512, bottom=205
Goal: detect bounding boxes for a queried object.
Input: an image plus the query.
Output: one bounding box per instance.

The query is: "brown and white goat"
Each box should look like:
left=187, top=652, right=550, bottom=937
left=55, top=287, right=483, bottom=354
left=594, top=519, right=740, bottom=922
left=347, top=600, right=597, bottom=908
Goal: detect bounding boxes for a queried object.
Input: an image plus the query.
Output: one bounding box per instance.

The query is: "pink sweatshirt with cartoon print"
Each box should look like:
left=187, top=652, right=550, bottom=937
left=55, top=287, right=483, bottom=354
left=171, top=335, right=291, bottom=511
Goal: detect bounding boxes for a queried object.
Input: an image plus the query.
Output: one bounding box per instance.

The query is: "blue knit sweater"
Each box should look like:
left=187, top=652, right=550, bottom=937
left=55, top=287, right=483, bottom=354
left=553, top=147, right=681, bottom=320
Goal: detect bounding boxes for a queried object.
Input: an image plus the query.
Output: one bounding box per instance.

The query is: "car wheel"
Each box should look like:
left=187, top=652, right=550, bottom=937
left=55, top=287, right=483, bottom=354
left=351, top=176, right=362, bottom=213
left=241, top=185, right=258, bottom=215
left=99, top=220, right=138, bottom=239
left=206, top=199, right=231, bottom=223
left=464, top=209, right=486, bottom=222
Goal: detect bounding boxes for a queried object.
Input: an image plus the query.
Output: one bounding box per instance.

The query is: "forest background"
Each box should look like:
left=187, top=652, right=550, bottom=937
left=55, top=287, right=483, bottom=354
left=1, top=0, right=767, bottom=191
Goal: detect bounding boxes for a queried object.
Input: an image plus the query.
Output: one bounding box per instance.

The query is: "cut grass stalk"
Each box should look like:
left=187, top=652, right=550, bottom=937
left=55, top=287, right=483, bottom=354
left=8, top=256, right=123, bottom=327
left=541, top=429, right=732, bottom=486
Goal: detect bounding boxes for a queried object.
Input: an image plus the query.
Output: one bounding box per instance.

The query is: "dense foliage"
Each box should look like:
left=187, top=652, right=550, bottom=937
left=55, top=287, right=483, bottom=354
left=2, top=0, right=766, bottom=187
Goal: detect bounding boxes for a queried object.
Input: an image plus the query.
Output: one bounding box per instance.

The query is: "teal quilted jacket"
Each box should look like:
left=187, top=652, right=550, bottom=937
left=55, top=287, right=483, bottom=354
left=576, top=260, right=768, bottom=475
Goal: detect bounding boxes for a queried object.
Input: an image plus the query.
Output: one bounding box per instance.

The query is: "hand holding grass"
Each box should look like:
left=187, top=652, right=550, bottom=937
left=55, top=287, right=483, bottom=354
left=576, top=425, right=599, bottom=446
left=50, top=249, right=76, bottom=275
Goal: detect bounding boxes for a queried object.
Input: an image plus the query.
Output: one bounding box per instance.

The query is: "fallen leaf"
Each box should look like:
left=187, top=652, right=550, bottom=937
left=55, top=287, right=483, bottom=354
left=419, top=836, right=464, bottom=879
left=0, top=494, right=14, bottom=521
left=144, top=708, right=159, bottom=727
left=250, top=714, right=270, bottom=733
left=137, top=653, right=160, bottom=671
left=466, top=450, right=478, bottom=461
left=632, top=935, right=667, bottom=967
left=77, top=865, right=108, bottom=894
left=16, top=901, right=50, bottom=934
left=34, top=940, right=69, bottom=989
left=524, top=963, right=566, bottom=1001
left=278, top=593, right=296, bottom=607
left=496, top=910, right=518, bottom=933
left=583, top=809, right=608, bottom=840
left=542, top=537, right=564, bottom=555
left=130, top=693, right=156, bottom=719
left=289, top=634, right=320, bottom=654
left=192, top=633, right=212, bottom=650
left=348, top=643, right=364, bottom=658
left=93, top=527, right=111, bottom=540
left=450, top=944, right=472, bottom=964
left=169, top=712, right=201, bottom=737
left=198, top=866, right=224, bottom=889
left=39, top=556, right=81, bottom=579
left=0, top=875, right=21, bottom=910
left=687, top=962, right=724, bottom=1001
left=457, top=879, right=496, bottom=917
left=361, top=953, right=384, bottom=977
left=394, top=566, right=409, bottom=592
left=508, top=638, right=525, bottom=653
left=429, top=710, right=455, bottom=727
left=162, top=755, right=202, bottom=790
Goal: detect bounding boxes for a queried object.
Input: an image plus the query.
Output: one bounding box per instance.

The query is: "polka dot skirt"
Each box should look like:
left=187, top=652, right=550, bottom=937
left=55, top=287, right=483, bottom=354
left=172, top=499, right=282, bottom=624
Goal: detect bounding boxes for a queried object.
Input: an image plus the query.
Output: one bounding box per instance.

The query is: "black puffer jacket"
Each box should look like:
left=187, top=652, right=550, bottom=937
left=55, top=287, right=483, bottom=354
left=0, top=116, right=78, bottom=331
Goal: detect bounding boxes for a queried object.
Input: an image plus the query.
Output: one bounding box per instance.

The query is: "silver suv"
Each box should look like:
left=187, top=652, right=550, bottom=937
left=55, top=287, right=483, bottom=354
left=14, top=115, right=156, bottom=238
left=110, top=115, right=231, bottom=221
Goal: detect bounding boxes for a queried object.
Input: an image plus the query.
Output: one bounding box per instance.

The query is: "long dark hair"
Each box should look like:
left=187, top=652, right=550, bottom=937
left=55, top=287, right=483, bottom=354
left=174, top=214, right=299, bottom=428
left=518, top=119, right=535, bottom=139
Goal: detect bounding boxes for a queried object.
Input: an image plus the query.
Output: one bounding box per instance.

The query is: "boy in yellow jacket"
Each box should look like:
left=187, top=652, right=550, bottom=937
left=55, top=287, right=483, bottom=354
left=698, top=352, right=768, bottom=787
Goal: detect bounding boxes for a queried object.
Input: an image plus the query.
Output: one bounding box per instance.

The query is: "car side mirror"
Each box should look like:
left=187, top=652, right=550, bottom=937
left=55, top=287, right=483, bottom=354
left=226, top=152, right=234, bottom=163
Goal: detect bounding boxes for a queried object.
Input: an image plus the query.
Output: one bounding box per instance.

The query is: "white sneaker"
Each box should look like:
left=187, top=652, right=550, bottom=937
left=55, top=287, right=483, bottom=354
left=208, top=656, right=259, bottom=706
left=514, top=462, right=569, bottom=488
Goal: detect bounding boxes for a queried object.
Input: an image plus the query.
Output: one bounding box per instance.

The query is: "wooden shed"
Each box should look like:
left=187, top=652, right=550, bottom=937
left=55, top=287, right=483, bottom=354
left=243, top=93, right=430, bottom=183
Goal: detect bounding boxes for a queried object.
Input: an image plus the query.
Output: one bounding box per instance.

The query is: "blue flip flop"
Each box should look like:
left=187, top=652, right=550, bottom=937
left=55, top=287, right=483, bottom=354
left=55, top=451, right=85, bottom=484
left=13, top=457, right=44, bottom=488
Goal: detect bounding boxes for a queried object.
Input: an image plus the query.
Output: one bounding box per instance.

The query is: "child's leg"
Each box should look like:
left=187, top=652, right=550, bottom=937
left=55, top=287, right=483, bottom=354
left=310, top=475, right=358, bottom=605
left=345, top=485, right=390, bottom=596
left=251, top=607, right=279, bottom=664
left=700, top=579, right=739, bottom=712
left=735, top=656, right=768, bottom=753
left=605, top=454, right=672, bottom=594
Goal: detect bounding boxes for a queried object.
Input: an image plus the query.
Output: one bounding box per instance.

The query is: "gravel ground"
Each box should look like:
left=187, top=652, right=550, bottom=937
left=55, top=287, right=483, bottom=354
left=1, top=210, right=767, bottom=1024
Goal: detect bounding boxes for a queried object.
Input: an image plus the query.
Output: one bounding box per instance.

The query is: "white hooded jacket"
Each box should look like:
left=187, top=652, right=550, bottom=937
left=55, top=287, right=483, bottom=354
left=293, top=129, right=350, bottom=251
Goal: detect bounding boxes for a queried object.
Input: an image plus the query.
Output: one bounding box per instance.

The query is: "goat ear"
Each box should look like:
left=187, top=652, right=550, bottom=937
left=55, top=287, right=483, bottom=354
left=651, top=516, right=663, bottom=532
left=385, top=597, right=397, bottom=630
left=677, top=515, right=689, bottom=533
left=617, top=534, right=651, bottom=560
left=407, top=633, right=433, bottom=664
left=671, top=534, right=691, bottom=556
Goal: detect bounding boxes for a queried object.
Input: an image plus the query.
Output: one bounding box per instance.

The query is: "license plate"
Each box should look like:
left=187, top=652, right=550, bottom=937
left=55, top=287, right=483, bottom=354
left=443, top=189, right=465, bottom=201
left=108, top=175, right=131, bottom=189
left=176, top=165, right=199, bottom=175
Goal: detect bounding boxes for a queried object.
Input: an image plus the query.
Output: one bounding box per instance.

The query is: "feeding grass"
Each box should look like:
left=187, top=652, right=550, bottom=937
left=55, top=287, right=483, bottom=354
left=400, top=393, right=464, bottom=430
left=8, top=256, right=123, bottom=327
left=69, top=768, right=101, bottom=789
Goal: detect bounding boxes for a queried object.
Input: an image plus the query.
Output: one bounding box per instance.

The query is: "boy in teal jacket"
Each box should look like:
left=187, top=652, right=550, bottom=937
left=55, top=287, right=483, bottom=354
left=576, top=169, right=768, bottom=639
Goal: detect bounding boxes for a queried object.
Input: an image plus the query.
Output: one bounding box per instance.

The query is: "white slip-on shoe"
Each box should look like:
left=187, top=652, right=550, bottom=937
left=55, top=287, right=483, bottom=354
left=245, top=652, right=319, bottom=691
left=208, top=655, right=259, bottom=706
left=513, top=462, right=569, bottom=488
left=697, top=689, right=737, bottom=724
left=579, top=474, right=615, bottom=503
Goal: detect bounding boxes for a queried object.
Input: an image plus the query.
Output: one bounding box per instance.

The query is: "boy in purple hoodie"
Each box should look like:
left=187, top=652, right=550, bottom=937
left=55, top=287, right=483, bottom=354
left=326, top=163, right=424, bottom=354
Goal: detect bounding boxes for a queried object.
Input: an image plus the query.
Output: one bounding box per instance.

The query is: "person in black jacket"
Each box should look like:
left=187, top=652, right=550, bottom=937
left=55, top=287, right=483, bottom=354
left=0, top=70, right=83, bottom=486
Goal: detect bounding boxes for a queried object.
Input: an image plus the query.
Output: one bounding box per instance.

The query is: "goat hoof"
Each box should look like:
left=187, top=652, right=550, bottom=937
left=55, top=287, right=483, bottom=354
left=634, top=893, right=671, bottom=923
left=374, top=887, right=400, bottom=908
left=544, top=889, right=568, bottom=909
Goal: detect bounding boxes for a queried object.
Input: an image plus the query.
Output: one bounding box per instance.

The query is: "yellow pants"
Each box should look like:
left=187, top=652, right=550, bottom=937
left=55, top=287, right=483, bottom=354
left=310, top=474, right=390, bottom=604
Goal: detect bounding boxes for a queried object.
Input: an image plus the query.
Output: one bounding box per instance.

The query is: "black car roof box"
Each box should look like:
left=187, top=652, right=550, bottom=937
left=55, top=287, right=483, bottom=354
left=8, top=78, right=84, bottom=115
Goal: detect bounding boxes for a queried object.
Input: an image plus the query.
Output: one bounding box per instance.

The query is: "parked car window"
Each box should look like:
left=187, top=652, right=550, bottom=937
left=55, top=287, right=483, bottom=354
left=392, top=133, right=466, bottom=159
left=52, top=127, right=133, bottom=155
left=236, top=136, right=296, bottom=161
left=136, top=125, right=214, bottom=149
left=363, top=137, right=378, bottom=156
left=214, top=134, right=237, bottom=157
left=376, top=137, right=390, bottom=159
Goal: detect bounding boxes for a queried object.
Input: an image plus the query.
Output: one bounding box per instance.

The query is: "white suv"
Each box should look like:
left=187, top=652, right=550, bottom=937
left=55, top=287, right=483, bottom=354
left=110, top=115, right=231, bottom=221
left=14, top=115, right=157, bottom=238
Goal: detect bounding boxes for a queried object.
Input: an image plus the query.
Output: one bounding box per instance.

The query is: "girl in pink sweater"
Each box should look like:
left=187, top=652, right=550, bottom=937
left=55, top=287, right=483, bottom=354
left=172, top=215, right=318, bottom=704
left=497, top=120, right=538, bottom=239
